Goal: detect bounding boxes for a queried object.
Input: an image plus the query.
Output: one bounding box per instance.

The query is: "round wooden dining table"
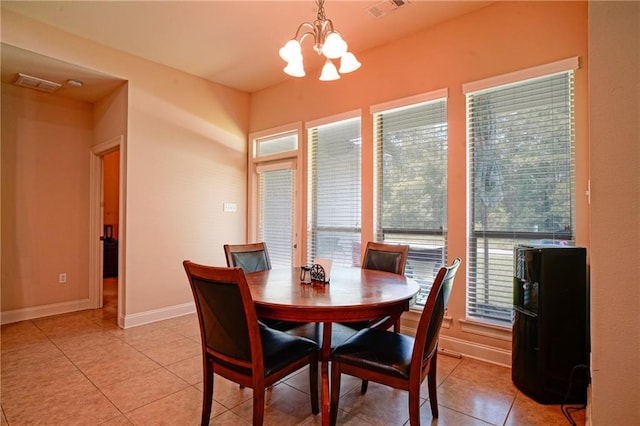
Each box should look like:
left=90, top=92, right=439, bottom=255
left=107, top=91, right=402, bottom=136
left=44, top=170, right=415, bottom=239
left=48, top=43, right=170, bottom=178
left=245, top=266, right=420, bottom=426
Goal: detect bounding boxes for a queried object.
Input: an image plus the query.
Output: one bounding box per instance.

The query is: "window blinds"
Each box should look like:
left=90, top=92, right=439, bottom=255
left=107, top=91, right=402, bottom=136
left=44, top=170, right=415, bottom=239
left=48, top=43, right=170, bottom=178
left=258, top=167, right=294, bottom=268
left=466, top=70, right=576, bottom=325
left=307, top=117, right=361, bottom=266
left=374, top=98, right=448, bottom=306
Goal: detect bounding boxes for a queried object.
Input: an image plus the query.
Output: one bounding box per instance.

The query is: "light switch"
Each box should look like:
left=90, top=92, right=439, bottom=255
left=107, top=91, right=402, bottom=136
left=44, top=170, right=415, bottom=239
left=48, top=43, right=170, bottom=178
left=223, top=202, right=237, bottom=213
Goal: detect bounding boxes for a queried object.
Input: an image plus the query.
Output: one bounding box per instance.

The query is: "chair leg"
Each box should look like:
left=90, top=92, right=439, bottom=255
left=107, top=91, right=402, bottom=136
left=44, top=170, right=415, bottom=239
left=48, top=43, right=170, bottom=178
left=310, top=356, right=320, bottom=414
left=253, top=387, right=265, bottom=426
left=427, top=354, right=439, bottom=418
left=408, top=386, right=421, bottom=426
left=201, top=358, right=214, bottom=426
left=360, top=380, right=368, bottom=394
left=330, top=362, right=342, bottom=426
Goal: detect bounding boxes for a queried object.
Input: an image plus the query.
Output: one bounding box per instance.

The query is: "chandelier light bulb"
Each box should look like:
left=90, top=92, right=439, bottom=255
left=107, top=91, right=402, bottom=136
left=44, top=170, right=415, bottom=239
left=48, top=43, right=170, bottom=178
left=319, top=60, right=340, bottom=81
left=321, top=32, right=347, bottom=59
left=279, top=39, right=302, bottom=62
left=284, top=59, right=306, bottom=77
left=339, top=52, right=361, bottom=74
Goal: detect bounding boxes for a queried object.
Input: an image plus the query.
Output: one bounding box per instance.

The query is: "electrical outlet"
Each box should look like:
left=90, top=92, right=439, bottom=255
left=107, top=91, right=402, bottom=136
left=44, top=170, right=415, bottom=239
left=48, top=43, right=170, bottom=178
left=59, top=273, right=67, bottom=284
left=223, top=202, right=237, bottom=213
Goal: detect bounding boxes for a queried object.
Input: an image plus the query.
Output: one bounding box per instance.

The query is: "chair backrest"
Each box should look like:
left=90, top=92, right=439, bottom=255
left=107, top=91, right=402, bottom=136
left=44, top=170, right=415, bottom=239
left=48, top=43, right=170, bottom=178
left=183, top=261, right=262, bottom=369
left=362, top=241, right=409, bottom=275
left=413, top=258, right=461, bottom=364
left=224, top=242, right=271, bottom=273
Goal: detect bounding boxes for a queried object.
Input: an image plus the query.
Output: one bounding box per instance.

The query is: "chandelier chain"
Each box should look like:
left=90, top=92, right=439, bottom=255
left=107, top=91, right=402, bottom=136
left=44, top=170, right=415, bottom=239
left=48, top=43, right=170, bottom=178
left=316, top=0, right=326, bottom=21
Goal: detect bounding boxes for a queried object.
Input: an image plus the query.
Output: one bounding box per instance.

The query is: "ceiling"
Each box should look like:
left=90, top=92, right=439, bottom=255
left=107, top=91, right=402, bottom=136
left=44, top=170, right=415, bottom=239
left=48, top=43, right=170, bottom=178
left=2, top=1, right=493, bottom=101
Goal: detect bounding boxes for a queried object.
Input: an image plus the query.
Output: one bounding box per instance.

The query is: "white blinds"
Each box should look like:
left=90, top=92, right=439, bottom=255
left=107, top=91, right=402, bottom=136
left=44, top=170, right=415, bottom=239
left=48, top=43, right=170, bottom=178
left=466, top=70, right=576, bottom=325
left=307, top=117, right=361, bottom=266
left=258, top=167, right=294, bottom=268
left=373, top=98, right=448, bottom=306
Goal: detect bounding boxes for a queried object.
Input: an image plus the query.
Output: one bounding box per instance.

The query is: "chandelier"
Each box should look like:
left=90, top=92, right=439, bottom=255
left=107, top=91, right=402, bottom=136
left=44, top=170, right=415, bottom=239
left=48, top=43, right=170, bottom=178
left=279, top=0, right=361, bottom=81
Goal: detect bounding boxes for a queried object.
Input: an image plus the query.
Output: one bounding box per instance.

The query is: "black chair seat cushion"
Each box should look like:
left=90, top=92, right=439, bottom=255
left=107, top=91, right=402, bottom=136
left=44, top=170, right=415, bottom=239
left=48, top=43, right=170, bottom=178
left=260, top=325, right=318, bottom=376
left=331, top=328, right=415, bottom=379
left=285, top=322, right=359, bottom=349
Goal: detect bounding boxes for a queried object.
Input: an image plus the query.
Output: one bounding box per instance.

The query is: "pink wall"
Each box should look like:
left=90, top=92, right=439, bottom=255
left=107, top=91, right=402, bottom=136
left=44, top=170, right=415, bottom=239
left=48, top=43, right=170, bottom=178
left=250, top=1, right=589, bottom=354
left=1, top=84, right=93, bottom=310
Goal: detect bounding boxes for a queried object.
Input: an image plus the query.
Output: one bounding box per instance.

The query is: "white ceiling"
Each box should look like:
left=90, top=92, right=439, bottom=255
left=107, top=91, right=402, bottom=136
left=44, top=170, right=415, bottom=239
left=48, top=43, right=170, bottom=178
left=2, top=1, right=493, bottom=101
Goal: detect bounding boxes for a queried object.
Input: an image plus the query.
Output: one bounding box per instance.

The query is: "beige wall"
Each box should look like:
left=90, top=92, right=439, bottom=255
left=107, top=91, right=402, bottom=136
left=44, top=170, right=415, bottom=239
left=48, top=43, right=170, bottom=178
left=1, top=9, right=250, bottom=325
left=588, top=2, right=640, bottom=423
left=250, top=1, right=589, bottom=357
left=1, top=84, right=93, bottom=311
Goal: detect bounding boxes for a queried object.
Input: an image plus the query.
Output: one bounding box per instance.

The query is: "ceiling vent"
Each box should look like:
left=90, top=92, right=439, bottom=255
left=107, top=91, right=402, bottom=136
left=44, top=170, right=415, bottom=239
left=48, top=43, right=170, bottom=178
left=14, top=73, right=62, bottom=93
left=366, top=0, right=410, bottom=18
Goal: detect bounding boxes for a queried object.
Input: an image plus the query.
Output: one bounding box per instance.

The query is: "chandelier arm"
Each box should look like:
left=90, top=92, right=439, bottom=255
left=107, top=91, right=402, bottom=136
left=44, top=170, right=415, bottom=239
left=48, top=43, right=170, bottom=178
left=293, top=21, right=316, bottom=40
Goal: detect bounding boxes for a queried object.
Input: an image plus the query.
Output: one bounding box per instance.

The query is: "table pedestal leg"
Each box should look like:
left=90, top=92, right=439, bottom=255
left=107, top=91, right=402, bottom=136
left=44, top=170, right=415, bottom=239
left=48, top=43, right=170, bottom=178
left=321, top=321, right=332, bottom=426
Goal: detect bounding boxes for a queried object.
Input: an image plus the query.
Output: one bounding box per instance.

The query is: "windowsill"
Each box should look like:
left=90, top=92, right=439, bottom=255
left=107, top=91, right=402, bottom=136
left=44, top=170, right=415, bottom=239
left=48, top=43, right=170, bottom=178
left=459, top=318, right=512, bottom=341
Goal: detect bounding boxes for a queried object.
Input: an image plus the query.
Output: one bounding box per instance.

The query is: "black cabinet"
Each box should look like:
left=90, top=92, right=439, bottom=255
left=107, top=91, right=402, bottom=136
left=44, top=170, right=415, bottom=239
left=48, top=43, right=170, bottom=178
left=512, top=245, right=589, bottom=404
left=103, top=238, right=118, bottom=278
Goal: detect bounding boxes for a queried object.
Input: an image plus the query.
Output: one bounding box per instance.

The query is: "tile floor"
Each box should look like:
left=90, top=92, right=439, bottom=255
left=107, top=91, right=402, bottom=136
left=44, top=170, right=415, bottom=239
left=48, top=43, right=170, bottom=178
left=1, top=278, right=585, bottom=425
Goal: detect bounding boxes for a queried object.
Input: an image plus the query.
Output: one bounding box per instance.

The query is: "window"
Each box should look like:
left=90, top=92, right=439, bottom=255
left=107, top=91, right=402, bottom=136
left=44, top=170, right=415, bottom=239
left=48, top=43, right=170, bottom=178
left=372, top=91, right=448, bottom=306
left=307, top=115, right=361, bottom=266
left=465, top=59, right=577, bottom=326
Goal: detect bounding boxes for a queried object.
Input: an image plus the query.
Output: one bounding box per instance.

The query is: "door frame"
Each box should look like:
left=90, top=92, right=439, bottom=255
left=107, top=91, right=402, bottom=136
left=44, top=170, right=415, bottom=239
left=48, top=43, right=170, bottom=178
left=89, top=135, right=125, bottom=327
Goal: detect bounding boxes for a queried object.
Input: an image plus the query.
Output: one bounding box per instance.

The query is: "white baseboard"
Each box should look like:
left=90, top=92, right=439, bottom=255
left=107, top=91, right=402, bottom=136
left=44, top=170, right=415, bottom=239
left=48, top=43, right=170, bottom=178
left=1, top=299, right=91, bottom=325
left=121, top=302, right=196, bottom=328
left=401, top=310, right=512, bottom=367
left=439, top=334, right=512, bottom=367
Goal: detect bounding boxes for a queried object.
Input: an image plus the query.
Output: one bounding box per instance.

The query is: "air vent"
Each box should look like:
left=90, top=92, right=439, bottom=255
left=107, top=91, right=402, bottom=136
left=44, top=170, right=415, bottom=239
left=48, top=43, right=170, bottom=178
left=366, top=0, right=410, bottom=18
left=14, top=73, right=62, bottom=93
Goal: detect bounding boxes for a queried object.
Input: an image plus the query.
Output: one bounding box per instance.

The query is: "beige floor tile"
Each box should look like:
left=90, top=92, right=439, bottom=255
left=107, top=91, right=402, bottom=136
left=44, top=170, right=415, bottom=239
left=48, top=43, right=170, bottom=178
left=437, top=374, right=515, bottom=425
left=116, top=324, right=185, bottom=348
left=166, top=354, right=203, bottom=385
left=134, top=336, right=201, bottom=366
left=194, top=373, right=253, bottom=410
left=210, top=408, right=252, bottom=425
left=125, top=386, right=226, bottom=425
left=2, top=371, right=120, bottom=425
left=101, top=366, right=190, bottom=413
left=53, top=328, right=125, bottom=354
left=231, top=382, right=320, bottom=425
left=418, top=403, right=493, bottom=425
left=32, top=311, right=105, bottom=340
left=99, top=414, right=134, bottom=425
left=73, top=344, right=162, bottom=388
left=0, top=320, right=50, bottom=354
left=330, top=382, right=417, bottom=426
left=505, top=391, right=585, bottom=425
left=449, top=357, right=517, bottom=395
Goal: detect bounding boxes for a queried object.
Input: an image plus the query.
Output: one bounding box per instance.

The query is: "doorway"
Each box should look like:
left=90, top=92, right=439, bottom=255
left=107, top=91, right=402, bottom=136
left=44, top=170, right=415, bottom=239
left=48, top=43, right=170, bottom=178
left=102, top=149, right=120, bottom=318
left=90, top=135, right=124, bottom=327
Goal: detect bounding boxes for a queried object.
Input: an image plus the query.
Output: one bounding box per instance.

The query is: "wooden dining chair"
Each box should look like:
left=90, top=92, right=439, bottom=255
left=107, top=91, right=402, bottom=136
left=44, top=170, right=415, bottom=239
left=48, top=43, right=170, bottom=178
left=224, top=242, right=303, bottom=332
left=329, top=258, right=461, bottom=426
left=362, top=241, right=409, bottom=275
left=224, top=242, right=271, bottom=273
left=183, top=261, right=319, bottom=426
left=345, top=241, right=410, bottom=333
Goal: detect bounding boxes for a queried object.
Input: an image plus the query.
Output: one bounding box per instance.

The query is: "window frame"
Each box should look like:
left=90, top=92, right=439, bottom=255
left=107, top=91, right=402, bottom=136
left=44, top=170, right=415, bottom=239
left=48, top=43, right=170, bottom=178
left=463, top=58, right=579, bottom=327
left=305, top=110, right=362, bottom=266
left=371, top=89, right=449, bottom=307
